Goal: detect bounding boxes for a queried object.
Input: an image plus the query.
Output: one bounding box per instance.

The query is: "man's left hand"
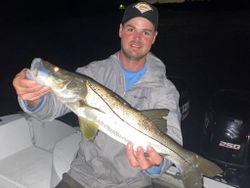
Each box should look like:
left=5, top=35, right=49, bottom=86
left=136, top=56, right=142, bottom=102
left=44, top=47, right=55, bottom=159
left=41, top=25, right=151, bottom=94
left=125, top=142, right=163, bottom=170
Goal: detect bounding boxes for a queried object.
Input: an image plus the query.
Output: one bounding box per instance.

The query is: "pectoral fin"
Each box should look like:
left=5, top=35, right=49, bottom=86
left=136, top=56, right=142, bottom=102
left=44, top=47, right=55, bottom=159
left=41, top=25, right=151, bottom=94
left=141, top=109, right=169, bottom=133
left=78, top=117, right=99, bottom=142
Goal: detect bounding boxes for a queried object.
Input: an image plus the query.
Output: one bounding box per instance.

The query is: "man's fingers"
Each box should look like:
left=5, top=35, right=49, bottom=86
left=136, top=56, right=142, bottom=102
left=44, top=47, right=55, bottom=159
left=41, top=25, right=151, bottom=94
left=17, top=83, right=50, bottom=100
left=136, top=146, right=151, bottom=170
left=136, top=146, right=163, bottom=169
left=21, top=87, right=50, bottom=101
left=12, top=68, right=51, bottom=107
left=147, top=146, right=162, bottom=165
left=16, top=83, right=46, bottom=95
left=13, top=68, right=48, bottom=95
left=126, top=143, right=139, bottom=168
left=126, top=144, right=163, bottom=170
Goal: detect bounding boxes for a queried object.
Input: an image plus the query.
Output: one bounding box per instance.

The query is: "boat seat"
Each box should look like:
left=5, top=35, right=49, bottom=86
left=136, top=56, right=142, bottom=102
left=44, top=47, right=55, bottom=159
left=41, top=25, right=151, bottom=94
left=51, top=131, right=82, bottom=187
left=0, top=114, right=77, bottom=188
left=0, top=114, right=52, bottom=188
left=0, top=146, right=52, bottom=188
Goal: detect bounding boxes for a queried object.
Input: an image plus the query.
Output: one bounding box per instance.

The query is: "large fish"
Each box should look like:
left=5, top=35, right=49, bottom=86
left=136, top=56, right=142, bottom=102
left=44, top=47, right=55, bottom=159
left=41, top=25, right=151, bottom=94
left=28, top=58, right=222, bottom=188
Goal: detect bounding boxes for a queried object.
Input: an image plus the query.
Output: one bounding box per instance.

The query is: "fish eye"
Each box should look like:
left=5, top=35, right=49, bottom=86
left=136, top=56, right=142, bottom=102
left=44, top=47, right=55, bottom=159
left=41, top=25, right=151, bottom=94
left=54, top=67, right=60, bottom=72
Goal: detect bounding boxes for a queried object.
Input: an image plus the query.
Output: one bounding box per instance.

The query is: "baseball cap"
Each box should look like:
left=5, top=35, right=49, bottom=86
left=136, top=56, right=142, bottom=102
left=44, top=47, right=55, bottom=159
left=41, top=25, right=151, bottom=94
left=121, top=2, right=159, bottom=29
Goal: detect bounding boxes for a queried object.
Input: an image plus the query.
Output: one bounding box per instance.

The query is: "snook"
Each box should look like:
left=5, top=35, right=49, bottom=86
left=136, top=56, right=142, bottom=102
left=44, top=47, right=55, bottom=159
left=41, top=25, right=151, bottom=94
left=28, top=58, right=222, bottom=188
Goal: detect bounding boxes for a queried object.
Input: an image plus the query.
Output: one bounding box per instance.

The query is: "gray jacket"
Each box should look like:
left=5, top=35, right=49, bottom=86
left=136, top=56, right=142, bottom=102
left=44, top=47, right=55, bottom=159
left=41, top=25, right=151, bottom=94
left=19, top=52, right=182, bottom=188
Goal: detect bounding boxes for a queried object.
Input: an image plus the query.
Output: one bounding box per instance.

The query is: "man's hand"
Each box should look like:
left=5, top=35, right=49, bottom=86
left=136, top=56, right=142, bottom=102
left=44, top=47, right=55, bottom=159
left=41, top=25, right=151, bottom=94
left=125, top=142, right=163, bottom=170
left=12, top=68, right=51, bottom=108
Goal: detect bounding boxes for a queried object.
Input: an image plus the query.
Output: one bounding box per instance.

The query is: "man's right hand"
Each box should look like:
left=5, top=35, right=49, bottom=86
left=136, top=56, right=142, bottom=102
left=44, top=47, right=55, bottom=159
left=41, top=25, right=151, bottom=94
left=12, top=68, right=51, bottom=108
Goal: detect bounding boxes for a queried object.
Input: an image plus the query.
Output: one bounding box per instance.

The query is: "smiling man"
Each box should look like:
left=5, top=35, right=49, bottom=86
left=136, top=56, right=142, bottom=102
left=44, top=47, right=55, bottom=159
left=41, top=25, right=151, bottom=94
left=13, top=2, right=182, bottom=188
left=119, top=2, right=158, bottom=70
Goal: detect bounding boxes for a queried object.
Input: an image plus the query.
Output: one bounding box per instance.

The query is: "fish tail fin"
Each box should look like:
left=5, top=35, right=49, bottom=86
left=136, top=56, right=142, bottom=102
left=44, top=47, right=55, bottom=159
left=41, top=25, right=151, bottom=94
left=192, top=153, right=223, bottom=178
left=167, top=152, right=223, bottom=188
left=180, top=153, right=223, bottom=188
left=181, top=163, right=203, bottom=188
left=163, top=156, right=203, bottom=188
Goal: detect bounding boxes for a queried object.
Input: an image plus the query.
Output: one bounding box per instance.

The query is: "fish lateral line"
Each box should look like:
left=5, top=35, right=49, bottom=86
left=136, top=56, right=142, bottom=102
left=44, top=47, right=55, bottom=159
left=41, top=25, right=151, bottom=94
left=87, top=80, right=190, bottom=163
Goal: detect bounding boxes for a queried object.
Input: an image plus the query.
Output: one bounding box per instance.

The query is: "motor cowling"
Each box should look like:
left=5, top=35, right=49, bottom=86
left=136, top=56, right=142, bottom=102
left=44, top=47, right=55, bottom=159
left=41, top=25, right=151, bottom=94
left=202, top=89, right=250, bottom=169
left=202, top=89, right=250, bottom=187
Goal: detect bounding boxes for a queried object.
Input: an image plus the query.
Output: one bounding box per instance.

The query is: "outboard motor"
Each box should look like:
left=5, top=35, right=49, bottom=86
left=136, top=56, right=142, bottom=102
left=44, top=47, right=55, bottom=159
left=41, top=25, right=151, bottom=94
left=202, top=89, right=250, bottom=188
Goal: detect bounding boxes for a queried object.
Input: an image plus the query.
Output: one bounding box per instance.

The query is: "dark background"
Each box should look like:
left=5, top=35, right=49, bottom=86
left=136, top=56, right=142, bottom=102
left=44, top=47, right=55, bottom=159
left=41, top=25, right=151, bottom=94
left=1, top=0, right=250, bottom=115
left=1, top=1, right=250, bottom=187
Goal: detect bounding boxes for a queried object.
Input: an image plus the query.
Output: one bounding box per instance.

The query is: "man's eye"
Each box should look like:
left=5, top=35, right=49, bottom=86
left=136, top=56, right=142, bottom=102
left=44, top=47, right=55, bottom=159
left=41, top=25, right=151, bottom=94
left=127, top=28, right=134, bottom=32
left=144, top=31, right=151, bottom=36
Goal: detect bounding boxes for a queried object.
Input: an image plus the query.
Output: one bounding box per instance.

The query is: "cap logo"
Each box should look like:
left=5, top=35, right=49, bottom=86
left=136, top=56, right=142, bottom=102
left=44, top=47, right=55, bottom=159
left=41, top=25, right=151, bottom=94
left=134, top=2, right=153, bottom=14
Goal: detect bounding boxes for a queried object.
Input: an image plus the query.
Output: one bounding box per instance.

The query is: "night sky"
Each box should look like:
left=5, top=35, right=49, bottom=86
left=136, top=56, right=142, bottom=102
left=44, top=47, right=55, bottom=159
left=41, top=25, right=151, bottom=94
left=1, top=1, right=250, bottom=115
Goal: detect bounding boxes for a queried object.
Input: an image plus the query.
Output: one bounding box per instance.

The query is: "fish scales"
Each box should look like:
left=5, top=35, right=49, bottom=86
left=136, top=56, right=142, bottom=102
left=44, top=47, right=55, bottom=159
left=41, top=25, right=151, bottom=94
left=28, top=58, right=223, bottom=188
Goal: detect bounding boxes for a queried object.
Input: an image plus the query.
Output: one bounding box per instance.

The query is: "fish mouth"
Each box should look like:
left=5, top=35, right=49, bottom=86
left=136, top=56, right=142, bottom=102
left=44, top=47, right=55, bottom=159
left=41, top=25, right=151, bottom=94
left=30, top=58, right=50, bottom=85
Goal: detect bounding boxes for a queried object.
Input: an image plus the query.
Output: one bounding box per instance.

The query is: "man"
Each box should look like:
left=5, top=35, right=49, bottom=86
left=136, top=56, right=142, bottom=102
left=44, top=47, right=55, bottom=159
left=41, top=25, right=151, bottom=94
left=13, top=2, right=182, bottom=188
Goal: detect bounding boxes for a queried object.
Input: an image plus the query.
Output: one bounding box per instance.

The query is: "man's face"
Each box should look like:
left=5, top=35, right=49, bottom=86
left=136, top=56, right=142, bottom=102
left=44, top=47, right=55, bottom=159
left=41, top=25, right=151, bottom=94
left=119, top=17, right=158, bottom=61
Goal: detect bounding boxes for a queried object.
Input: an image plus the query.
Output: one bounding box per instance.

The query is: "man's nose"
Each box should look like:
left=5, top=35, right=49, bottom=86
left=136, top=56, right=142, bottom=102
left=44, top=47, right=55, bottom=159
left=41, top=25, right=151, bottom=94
left=133, top=32, right=142, bottom=40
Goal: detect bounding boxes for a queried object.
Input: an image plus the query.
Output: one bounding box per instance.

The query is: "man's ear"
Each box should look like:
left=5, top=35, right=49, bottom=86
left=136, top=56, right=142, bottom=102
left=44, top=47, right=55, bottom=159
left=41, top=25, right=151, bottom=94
left=119, top=24, right=123, bottom=38
left=152, top=31, right=158, bottom=44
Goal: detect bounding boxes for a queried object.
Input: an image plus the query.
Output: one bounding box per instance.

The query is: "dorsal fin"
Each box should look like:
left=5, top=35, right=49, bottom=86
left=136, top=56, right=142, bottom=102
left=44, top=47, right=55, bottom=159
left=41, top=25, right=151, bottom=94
left=141, top=109, right=169, bottom=133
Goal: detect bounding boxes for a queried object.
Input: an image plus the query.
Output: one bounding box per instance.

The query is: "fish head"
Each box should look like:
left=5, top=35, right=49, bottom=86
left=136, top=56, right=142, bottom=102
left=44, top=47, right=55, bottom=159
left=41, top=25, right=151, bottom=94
left=29, top=58, right=87, bottom=102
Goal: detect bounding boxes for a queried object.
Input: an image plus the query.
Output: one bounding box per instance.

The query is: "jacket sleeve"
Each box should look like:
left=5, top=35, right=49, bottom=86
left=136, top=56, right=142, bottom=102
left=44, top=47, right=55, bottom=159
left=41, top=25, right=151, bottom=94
left=18, top=92, right=70, bottom=121
left=151, top=78, right=183, bottom=146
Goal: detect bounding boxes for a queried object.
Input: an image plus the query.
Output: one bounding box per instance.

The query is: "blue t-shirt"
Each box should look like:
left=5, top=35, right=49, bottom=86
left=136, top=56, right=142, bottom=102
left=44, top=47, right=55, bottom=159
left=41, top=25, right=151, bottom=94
left=121, top=62, right=168, bottom=174
left=122, top=63, right=147, bottom=91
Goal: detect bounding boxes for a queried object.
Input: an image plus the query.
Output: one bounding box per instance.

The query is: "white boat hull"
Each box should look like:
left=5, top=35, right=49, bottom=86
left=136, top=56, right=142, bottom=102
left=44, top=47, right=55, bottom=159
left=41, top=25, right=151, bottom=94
left=0, top=113, right=237, bottom=188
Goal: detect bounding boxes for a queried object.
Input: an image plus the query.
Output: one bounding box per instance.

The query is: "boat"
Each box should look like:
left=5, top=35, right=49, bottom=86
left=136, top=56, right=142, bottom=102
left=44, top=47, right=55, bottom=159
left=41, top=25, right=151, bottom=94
left=0, top=112, right=81, bottom=188
left=0, top=112, right=238, bottom=188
